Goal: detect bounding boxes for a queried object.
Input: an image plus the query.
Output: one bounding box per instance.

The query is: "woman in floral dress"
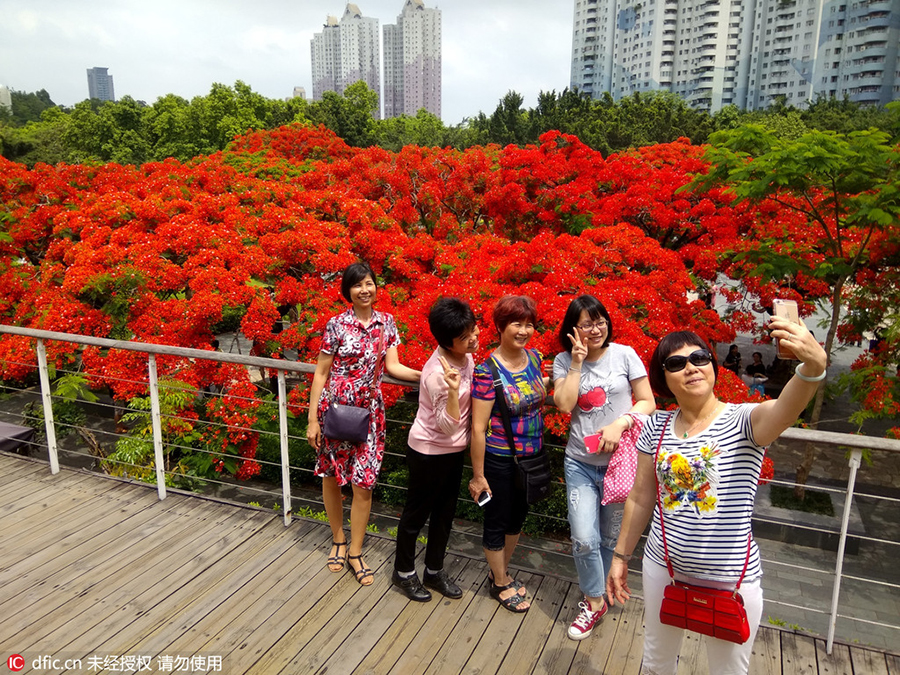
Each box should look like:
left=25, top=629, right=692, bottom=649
left=307, top=262, right=420, bottom=586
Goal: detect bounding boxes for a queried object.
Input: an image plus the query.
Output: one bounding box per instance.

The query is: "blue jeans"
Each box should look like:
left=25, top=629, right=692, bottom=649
left=564, top=456, right=624, bottom=598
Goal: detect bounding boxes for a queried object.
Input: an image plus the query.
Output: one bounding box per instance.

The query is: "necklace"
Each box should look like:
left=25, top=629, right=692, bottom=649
left=677, top=401, right=722, bottom=438
left=497, top=349, right=527, bottom=371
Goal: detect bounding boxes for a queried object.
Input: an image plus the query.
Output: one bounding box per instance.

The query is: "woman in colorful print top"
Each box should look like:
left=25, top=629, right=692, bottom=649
left=468, top=295, right=547, bottom=614
left=307, top=262, right=420, bottom=586
left=607, top=321, right=827, bottom=675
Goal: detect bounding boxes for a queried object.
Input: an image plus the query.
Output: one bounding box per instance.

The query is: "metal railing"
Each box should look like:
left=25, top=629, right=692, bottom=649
left=1, top=325, right=899, bottom=654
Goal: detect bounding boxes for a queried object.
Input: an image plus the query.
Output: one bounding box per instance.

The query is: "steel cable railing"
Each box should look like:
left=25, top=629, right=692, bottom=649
left=1, top=324, right=899, bottom=652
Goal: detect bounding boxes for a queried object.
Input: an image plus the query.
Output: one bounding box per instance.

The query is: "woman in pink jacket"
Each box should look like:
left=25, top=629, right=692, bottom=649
left=391, top=298, right=480, bottom=602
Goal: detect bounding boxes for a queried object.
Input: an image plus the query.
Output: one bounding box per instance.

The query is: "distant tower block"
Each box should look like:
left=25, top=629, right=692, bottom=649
left=86, top=67, right=115, bottom=102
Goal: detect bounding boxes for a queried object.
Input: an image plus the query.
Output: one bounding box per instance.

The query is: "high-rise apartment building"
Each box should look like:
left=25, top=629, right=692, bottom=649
left=0, top=84, right=11, bottom=112
left=383, top=0, right=442, bottom=119
left=570, top=0, right=900, bottom=111
left=311, top=4, right=382, bottom=118
left=86, top=67, right=115, bottom=102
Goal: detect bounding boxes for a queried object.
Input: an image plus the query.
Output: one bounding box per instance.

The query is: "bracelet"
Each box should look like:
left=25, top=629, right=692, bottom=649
left=613, top=550, right=632, bottom=563
left=568, top=366, right=582, bottom=373
left=619, top=415, right=634, bottom=430
left=794, top=363, right=827, bottom=382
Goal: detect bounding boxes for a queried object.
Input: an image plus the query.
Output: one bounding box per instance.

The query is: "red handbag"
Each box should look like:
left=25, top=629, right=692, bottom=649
left=654, top=415, right=753, bottom=645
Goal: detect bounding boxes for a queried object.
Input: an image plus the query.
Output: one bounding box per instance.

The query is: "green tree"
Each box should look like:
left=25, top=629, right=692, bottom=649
left=697, top=125, right=900, bottom=496
left=308, top=80, right=379, bottom=147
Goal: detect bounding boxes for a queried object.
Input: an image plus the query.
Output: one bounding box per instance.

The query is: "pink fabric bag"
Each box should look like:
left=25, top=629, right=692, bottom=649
left=600, top=413, right=647, bottom=505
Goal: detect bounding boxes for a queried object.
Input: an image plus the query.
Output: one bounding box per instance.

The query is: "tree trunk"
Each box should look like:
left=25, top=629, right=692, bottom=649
left=793, top=276, right=846, bottom=500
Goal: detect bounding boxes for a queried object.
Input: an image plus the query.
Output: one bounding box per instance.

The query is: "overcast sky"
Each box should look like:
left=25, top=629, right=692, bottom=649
left=0, top=0, right=575, bottom=125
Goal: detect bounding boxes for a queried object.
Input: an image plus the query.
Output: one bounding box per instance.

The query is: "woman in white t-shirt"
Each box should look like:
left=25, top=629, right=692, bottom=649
left=606, top=319, right=827, bottom=675
left=553, top=295, right=655, bottom=641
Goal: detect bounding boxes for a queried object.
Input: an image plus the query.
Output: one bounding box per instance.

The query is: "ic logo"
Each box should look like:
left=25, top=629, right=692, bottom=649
left=7, top=655, right=25, bottom=672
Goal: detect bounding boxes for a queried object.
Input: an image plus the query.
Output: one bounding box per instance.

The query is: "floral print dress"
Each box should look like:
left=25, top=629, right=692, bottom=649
left=314, top=309, right=400, bottom=489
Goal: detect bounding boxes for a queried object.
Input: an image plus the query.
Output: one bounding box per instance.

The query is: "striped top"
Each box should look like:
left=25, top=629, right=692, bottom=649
left=638, top=403, right=764, bottom=583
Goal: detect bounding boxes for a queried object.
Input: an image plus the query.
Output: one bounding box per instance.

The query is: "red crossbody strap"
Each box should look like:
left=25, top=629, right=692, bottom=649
left=654, top=412, right=753, bottom=591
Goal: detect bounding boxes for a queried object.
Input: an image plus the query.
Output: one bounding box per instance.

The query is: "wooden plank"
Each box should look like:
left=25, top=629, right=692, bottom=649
left=0, top=487, right=181, bottom=610
left=0, top=472, right=103, bottom=519
left=533, top=582, right=584, bottom=675
left=421, top=568, right=502, bottom=675
left=0, top=473, right=120, bottom=539
left=676, top=632, right=708, bottom=675
left=356, top=556, right=482, bottom=675
left=457, top=571, right=541, bottom=675
left=247, top=537, right=396, bottom=674
left=0, top=484, right=153, bottom=566
left=0, top=459, right=45, bottom=486
left=109, top=519, right=323, bottom=658
left=885, top=653, right=900, bottom=674
left=323, top=553, right=470, bottom=675
left=849, top=645, right=890, bottom=675
left=749, top=627, right=782, bottom=675
left=2, top=498, right=251, bottom=646
left=780, top=632, right=818, bottom=675
left=160, top=525, right=332, bottom=660
left=499, top=573, right=570, bottom=674
left=213, top=546, right=351, bottom=674
left=816, top=638, right=853, bottom=675
left=13, top=502, right=271, bottom=651
left=60, top=510, right=276, bottom=661
left=600, top=596, right=647, bottom=675
left=272, top=537, right=401, bottom=674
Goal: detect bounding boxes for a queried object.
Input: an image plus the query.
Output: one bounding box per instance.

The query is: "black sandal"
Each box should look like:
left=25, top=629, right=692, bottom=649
left=490, top=580, right=530, bottom=613
left=327, top=540, right=347, bottom=573
left=347, top=554, right=374, bottom=586
left=488, top=570, right=525, bottom=596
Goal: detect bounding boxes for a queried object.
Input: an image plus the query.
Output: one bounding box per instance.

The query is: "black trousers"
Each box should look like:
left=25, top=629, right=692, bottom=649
left=394, top=446, right=464, bottom=573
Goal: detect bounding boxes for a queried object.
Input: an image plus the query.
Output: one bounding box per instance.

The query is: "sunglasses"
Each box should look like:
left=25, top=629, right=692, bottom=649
left=663, top=349, right=713, bottom=373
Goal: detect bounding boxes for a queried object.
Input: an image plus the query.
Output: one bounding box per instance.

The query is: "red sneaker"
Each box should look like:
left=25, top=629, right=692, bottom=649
left=567, top=599, right=608, bottom=640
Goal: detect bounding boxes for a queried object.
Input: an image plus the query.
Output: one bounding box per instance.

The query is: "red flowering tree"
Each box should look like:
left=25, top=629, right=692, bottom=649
left=0, top=124, right=767, bottom=484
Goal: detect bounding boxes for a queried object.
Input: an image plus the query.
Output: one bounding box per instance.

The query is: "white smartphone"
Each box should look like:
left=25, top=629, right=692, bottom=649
left=477, top=491, right=491, bottom=507
left=772, top=299, right=800, bottom=360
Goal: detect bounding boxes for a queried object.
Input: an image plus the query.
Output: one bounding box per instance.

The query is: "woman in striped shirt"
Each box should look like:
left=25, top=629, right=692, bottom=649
left=606, top=317, right=826, bottom=675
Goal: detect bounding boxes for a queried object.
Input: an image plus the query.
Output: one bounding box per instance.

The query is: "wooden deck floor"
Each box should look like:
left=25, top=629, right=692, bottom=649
left=1, top=453, right=898, bottom=675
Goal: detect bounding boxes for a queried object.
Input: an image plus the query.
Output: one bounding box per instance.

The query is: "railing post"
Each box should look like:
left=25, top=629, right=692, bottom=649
left=35, top=339, right=59, bottom=475
left=277, top=370, right=292, bottom=526
left=827, top=448, right=862, bottom=654
left=147, top=354, right=167, bottom=500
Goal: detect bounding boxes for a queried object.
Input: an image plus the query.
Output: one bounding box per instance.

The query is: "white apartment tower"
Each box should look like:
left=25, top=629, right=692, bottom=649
left=571, top=0, right=900, bottom=111
left=86, top=67, right=115, bottom=102
left=0, top=84, right=12, bottom=112
left=311, top=5, right=382, bottom=118
left=311, top=16, right=341, bottom=101
left=383, top=0, right=442, bottom=119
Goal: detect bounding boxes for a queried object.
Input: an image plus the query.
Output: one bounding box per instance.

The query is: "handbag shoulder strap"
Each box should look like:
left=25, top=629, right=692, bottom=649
left=370, top=317, right=387, bottom=399
left=487, top=357, right=518, bottom=460
left=329, top=315, right=387, bottom=404
left=654, top=413, right=753, bottom=591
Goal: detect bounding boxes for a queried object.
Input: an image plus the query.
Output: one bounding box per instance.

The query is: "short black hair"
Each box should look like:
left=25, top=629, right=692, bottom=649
left=429, top=297, right=477, bottom=349
left=340, top=262, right=376, bottom=302
left=558, top=295, right=613, bottom=353
left=648, top=331, right=719, bottom=399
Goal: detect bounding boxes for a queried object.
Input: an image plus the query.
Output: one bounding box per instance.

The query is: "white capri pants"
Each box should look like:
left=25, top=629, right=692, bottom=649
left=640, top=557, right=764, bottom=675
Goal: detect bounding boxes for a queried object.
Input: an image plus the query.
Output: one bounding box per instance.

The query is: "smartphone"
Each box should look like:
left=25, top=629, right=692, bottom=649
left=772, top=298, right=800, bottom=360
left=477, top=491, right=492, bottom=507
left=584, top=432, right=602, bottom=454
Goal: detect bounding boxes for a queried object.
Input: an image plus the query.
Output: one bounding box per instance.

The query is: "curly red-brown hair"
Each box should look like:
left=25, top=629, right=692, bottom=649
left=492, top=295, right=538, bottom=333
